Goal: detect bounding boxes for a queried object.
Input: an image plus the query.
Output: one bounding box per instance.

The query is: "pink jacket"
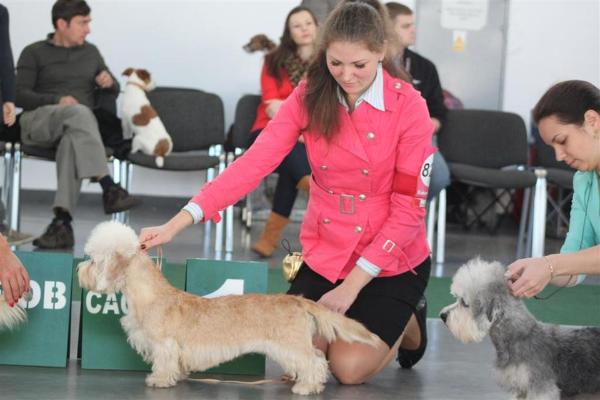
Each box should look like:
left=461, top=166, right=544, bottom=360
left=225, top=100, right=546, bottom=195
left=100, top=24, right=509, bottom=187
left=191, top=70, right=435, bottom=283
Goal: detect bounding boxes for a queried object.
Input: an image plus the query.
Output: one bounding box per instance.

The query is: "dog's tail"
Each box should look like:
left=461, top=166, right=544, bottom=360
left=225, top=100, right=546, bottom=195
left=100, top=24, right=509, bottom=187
left=153, top=138, right=172, bottom=168
left=301, top=299, right=379, bottom=347
left=0, top=297, right=27, bottom=331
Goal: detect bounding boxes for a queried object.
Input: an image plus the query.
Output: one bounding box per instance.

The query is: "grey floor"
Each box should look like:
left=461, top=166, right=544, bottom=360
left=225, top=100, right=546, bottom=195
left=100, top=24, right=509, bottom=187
left=1, top=189, right=598, bottom=400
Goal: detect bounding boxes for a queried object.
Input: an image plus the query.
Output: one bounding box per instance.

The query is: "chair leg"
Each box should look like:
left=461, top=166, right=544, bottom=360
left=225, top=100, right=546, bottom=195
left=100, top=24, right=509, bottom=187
left=435, top=189, right=446, bottom=265
left=516, top=187, right=531, bottom=259
left=426, top=196, right=437, bottom=250
left=225, top=152, right=235, bottom=254
left=214, top=148, right=226, bottom=256
left=3, top=143, right=13, bottom=230
left=10, top=143, right=21, bottom=234
left=121, top=161, right=132, bottom=225
left=530, top=170, right=547, bottom=257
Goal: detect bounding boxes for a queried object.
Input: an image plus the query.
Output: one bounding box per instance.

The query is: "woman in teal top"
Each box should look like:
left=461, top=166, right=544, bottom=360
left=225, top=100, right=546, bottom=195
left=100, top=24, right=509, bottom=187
left=506, top=80, right=600, bottom=298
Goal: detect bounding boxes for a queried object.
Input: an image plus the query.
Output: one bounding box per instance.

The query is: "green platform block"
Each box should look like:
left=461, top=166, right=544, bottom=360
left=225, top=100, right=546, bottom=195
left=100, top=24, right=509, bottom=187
left=185, top=259, right=268, bottom=376
left=81, top=261, right=185, bottom=370
left=0, top=251, right=73, bottom=367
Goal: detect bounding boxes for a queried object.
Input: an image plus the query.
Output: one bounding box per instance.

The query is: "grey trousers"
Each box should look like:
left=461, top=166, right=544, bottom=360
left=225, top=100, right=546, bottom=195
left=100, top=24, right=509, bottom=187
left=20, top=104, right=109, bottom=213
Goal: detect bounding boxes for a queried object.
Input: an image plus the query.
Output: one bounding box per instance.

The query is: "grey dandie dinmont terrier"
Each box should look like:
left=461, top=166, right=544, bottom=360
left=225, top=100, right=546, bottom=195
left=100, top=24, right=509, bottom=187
left=78, top=221, right=379, bottom=395
left=440, top=258, right=600, bottom=400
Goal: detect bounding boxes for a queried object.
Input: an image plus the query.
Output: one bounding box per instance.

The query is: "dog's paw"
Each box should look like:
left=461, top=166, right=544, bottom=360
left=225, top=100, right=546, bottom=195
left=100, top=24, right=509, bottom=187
left=291, top=382, right=324, bottom=395
left=145, top=373, right=177, bottom=388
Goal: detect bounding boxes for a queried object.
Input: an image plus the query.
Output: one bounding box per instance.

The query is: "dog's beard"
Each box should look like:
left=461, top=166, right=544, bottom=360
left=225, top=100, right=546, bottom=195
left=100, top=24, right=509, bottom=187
left=443, top=303, right=489, bottom=343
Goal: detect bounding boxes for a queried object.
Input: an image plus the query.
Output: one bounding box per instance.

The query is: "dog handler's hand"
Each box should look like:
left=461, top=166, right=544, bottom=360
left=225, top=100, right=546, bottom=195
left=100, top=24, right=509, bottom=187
left=139, top=210, right=194, bottom=251
left=318, top=284, right=358, bottom=314
left=0, top=237, right=30, bottom=306
left=505, top=257, right=552, bottom=298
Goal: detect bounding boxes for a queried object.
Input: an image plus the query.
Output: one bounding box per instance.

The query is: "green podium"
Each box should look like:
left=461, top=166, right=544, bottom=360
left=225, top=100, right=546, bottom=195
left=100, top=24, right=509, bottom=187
left=0, top=251, right=73, bottom=367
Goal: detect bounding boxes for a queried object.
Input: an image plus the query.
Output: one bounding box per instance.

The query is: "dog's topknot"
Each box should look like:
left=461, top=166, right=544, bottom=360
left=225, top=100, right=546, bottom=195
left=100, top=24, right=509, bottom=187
left=84, top=221, right=139, bottom=260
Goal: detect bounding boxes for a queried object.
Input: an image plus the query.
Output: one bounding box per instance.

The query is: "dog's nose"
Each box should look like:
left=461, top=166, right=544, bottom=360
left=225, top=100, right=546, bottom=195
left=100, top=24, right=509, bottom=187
left=440, top=312, right=447, bottom=323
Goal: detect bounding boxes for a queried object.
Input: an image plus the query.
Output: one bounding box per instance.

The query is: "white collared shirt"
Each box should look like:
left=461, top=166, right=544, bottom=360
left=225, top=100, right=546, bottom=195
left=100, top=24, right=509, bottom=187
left=337, top=62, right=386, bottom=112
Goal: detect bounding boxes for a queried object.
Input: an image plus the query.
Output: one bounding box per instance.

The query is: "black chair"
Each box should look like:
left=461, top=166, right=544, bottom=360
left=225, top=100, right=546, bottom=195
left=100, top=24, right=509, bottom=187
left=120, top=87, right=228, bottom=253
left=434, top=109, right=538, bottom=263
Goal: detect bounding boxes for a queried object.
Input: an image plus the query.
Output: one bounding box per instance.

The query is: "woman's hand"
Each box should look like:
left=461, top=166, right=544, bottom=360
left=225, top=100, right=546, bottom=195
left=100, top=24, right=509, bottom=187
left=3, top=102, right=16, bottom=127
left=318, top=283, right=359, bottom=314
left=0, top=250, right=30, bottom=306
left=505, top=257, right=553, bottom=298
left=138, top=210, right=194, bottom=250
left=138, top=224, right=175, bottom=251
left=265, top=99, right=283, bottom=119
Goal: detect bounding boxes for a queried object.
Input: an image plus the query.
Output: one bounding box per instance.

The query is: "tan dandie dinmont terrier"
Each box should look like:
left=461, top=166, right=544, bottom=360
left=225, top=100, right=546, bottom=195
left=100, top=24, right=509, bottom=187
left=440, top=258, right=600, bottom=400
left=78, top=221, right=379, bottom=395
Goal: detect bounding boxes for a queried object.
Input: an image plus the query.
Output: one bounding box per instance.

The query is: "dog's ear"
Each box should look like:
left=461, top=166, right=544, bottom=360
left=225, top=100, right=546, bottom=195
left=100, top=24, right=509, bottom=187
left=136, top=69, right=151, bottom=83
left=122, top=67, right=134, bottom=76
left=485, top=298, right=496, bottom=322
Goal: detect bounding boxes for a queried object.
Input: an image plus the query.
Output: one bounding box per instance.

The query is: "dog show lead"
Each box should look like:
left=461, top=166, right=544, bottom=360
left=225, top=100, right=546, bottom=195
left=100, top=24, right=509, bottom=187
left=140, top=1, right=435, bottom=385
left=506, top=80, right=600, bottom=298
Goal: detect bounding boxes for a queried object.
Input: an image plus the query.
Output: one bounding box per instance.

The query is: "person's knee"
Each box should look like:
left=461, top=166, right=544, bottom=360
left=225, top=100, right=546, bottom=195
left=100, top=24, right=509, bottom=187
left=329, top=354, right=373, bottom=385
left=60, top=104, right=96, bottom=124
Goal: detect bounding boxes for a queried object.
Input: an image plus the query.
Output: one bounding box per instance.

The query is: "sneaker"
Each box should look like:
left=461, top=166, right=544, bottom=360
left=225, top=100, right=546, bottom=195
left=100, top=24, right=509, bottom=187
left=103, top=186, right=142, bottom=214
left=32, top=218, right=74, bottom=249
left=6, top=230, right=35, bottom=246
left=397, top=296, right=427, bottom=369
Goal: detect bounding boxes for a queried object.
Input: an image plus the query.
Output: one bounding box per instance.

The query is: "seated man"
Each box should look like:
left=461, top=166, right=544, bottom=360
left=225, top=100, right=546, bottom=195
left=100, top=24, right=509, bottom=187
left=16, top=0, right=140, bottom=249
left=387, top=2, right=451, bottom=201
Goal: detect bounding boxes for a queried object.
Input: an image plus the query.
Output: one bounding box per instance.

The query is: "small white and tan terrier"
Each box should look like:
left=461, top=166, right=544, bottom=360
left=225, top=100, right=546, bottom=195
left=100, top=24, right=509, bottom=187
left=121, top=68, right=173, bottom=167
left=77, top=221, right=378, bottom=395
left=0, top=296, right=27, bottom=331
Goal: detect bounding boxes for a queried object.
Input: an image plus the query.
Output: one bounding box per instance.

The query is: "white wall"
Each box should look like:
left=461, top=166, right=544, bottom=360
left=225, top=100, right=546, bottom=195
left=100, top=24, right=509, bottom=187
left=503, top=0, right=599, bottom=128
left=4, top=0, right=599, bottom=198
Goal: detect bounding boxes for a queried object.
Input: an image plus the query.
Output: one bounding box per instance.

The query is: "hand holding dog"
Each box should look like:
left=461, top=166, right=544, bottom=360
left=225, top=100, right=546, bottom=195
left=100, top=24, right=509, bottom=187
left=318, top=283, right=358, bottom=314
left=95, top=70, right=114, bottom=89
left=505, top=257, right=552, bottom=298
left=139, top=210, right=194, bottom=250
left=0, top=243, right=29, bottom=306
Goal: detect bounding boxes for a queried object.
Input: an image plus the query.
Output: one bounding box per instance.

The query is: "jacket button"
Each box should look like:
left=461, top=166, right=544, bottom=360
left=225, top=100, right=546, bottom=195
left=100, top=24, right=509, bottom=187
left=394, top=82, right=402, bottom=89
left=320, top=165, right=328, bottom=170
left=355, top=225, right=363, bottom=233
left=358, top=194, right=366, bottom=201
left=328, top=189, right=334, bottom=195
left=366, top=132, right=375, bottom=140
left=323, top=218, right=330, bottom=224
left=362, top=169, right=369, bottom=176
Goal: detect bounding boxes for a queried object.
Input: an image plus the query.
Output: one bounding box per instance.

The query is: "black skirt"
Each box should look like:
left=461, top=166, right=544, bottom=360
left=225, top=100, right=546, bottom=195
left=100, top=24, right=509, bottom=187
left=287, top=257, right=431, bottom=348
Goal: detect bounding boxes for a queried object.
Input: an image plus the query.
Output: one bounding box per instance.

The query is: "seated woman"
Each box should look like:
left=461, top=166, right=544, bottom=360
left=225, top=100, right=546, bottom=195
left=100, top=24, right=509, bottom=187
left=506, top=80, right=600, bottom=296
left=248, top=6, right=318, bottom=258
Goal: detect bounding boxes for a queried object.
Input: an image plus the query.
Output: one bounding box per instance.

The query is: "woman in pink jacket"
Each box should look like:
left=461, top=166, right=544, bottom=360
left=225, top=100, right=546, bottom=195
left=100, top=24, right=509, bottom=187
left=140, top=2, right=434, bottom=384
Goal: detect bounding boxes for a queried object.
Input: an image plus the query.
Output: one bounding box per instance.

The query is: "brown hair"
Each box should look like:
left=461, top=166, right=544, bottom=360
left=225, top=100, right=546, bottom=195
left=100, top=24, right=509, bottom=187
left=304, top=1, right=409, bottom=140
left=52, top=0, right=90, bottom=28
left=385, top=2, right=413, bottom=20
left=533, top=80, right=600, bottom=126
left=266, top=6, right=318, bottom=83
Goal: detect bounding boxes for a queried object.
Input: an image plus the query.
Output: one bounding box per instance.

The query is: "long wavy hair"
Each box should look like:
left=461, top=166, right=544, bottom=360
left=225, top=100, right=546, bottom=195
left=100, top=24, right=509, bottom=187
left=265, top=6, right=318, bottom=84
left=304, top=1, right=410, bottom=140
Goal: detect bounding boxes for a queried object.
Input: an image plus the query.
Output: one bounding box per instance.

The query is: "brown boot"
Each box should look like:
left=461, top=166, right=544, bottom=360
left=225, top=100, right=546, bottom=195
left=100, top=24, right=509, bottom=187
left=252, top=212, right=290, bottom=257
left=296, top=175, right=310, bottom=191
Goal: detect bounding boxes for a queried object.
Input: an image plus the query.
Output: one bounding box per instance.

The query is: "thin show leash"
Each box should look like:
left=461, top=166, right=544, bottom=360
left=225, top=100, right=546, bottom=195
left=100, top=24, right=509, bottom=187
left=149, top=247, right=291, bottom=387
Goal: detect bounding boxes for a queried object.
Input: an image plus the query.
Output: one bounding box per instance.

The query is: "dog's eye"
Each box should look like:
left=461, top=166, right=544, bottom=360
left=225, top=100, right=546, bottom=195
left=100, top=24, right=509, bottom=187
left=459, top=298, right=469, bottom=308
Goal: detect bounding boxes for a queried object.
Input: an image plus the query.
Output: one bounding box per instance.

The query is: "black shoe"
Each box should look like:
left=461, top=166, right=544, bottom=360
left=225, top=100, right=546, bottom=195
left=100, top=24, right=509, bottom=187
left=397, top=296, right=427, bottom=369
left=103, top=186, right=142, bottom=214
left=32, top=218, right=74, bottom=249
